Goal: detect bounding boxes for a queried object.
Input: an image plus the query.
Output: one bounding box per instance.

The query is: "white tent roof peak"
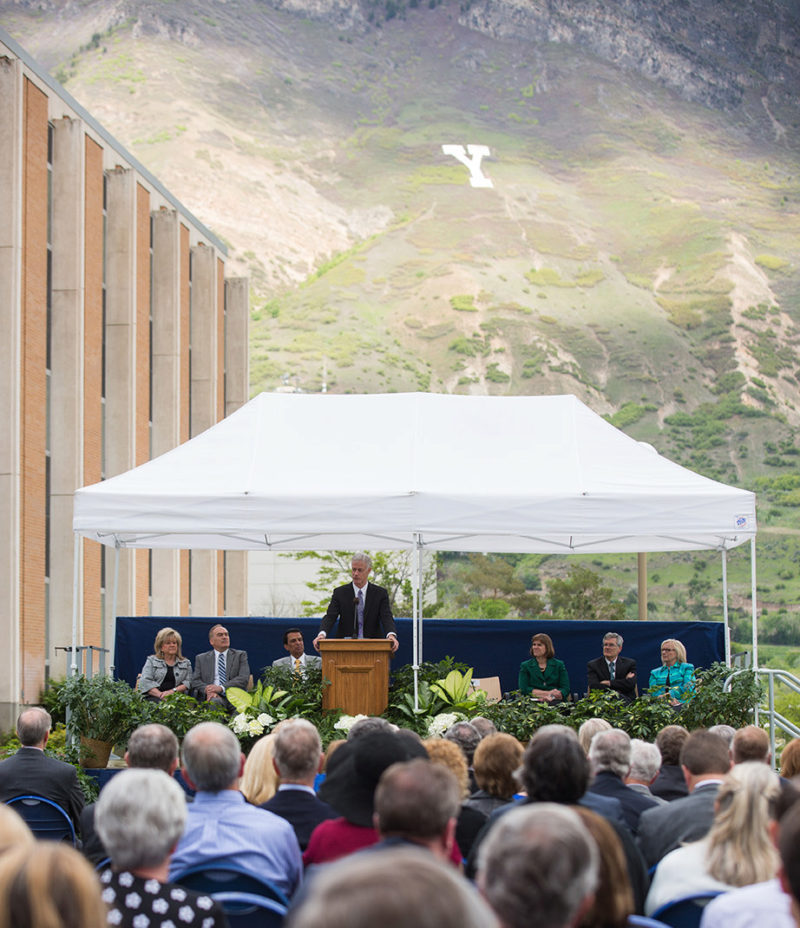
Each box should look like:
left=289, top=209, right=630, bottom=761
left=73, top=392, right=756, bottom=553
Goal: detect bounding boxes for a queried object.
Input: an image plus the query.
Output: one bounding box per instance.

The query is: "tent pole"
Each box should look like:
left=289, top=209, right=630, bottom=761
left=111, top=541, right=121, bottom=675
left=412, top=534, right=421, bottom=712
left=70, top=534, right=80, bottom=677
left=637, top=553, right=647, bottom=620
left=721, top=548, right=730, bottom=667
left=750, top=536, right=758, bottom=671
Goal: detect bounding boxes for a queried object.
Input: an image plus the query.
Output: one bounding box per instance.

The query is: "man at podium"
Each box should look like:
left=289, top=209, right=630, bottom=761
left=313, top=553, right=399, bottom=653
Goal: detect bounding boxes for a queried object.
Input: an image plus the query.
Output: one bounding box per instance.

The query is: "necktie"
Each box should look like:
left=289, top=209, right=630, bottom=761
left=218, top=651, right=227, bottom=687
left=356, top=589, right=364, bottom=638
left=608, top=661, right=615, bottom=678
left=294, top=657, right=301, bottom=673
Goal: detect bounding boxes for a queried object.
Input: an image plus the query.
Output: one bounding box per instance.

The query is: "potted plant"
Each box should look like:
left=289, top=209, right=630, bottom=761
left=57, top=674, right=144, bottom=767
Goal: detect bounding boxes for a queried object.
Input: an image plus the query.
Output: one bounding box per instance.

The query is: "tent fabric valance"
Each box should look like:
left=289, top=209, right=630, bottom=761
left=73, top=392, right=756, bottom=553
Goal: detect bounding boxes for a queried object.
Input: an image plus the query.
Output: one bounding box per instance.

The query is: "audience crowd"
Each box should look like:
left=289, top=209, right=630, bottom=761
left=0, top=626, right=799, bottom=928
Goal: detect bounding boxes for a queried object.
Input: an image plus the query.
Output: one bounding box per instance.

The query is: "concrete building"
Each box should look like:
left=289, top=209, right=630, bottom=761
left=0, top=27, right=249, bottom=728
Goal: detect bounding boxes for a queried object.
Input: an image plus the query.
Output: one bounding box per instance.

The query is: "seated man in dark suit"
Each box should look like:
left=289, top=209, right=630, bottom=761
left=260, top=719, right=337, bottom=850
left=312, top=552, right=398, bottom=653
left=0, top=707, right=84, bottom=833
left=190, top=623, right=250, bottom=708
left=586, top=632, right=637, bottom=703
left=272, top=628, right=322, bottom=674
left=587, top=728, right=659, bottom=835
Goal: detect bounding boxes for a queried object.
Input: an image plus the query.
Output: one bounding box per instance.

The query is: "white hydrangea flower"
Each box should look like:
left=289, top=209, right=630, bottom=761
left=257, top=713, right=274, bottom=728
left=231, top=714, right=249, bottom=735
left=426, top=712, right=462, bottom=737
left=334, top=713, right=367, bottom=733
left=247, top=718, right=265, bottom=736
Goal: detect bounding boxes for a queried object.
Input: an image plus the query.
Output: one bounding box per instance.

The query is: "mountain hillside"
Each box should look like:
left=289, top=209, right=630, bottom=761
left=3, top=0, right=800, bottom=628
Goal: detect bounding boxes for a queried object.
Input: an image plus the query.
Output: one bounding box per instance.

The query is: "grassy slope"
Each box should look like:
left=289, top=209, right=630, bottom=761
left=3, top=0, right=800, bottom=644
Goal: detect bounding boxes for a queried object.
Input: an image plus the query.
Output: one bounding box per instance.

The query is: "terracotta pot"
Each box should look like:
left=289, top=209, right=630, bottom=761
left=79, top=737, right=113, bottom=769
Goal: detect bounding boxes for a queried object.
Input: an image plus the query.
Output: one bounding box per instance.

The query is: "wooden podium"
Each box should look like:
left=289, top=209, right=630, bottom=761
left=320, top=639, right=392, bottom=716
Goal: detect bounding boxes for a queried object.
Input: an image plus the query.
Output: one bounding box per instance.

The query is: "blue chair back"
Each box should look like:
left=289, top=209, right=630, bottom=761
left=212, top=891, right=287, bottom=928
left=172, top=862, right=289, bottom=906
left=5, top=795, right=76, bottom=845
left=628, top=916, right=671, bottom=928
left=651, top=892, right=725, bottom=928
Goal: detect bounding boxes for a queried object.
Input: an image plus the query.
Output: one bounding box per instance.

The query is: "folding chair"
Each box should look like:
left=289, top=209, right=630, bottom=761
left=5, top=795, right=76, bottom=845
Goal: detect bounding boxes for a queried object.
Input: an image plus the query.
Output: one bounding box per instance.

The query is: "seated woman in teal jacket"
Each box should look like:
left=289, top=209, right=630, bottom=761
left=648, top=638, right=695, bottom=707
left=518, top=633, right=570, bottom=703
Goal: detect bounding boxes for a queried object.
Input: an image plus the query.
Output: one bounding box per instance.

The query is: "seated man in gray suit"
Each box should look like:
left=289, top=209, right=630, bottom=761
left=272, top=628, right=321, bottom=674
left=190, top=624, right=250, bottom=708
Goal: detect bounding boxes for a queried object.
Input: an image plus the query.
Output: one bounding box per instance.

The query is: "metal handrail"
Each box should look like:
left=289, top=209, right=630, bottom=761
left=725, top=667, right=800, bottom=766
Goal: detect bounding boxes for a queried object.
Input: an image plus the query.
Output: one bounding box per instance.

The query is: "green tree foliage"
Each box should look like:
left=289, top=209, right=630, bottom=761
left=547, top=565, right=625, bottom=622
left=453, top=553, right=545, bottom=618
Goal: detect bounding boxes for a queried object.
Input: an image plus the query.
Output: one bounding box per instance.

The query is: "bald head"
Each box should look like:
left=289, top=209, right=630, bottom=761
left=16, top=708, right=51, bottom=747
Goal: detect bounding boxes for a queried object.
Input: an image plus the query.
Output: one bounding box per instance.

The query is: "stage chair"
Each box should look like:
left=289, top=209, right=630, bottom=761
left=172, top=861, right=289, bottom=906
left=5, top=795, right=76, bottom=845
left=650, top=891, right=726, bottom=928
left=211, top=891, right=287, bottom=928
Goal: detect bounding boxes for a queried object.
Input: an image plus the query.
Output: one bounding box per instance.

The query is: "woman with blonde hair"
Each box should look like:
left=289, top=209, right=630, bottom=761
left=0, top=804, right=34, bottom=856
left=239, top=731, right=279, bottom=805
left=578, top=718, right=613, bottom=755
left=0, top=843, right=107, bottom=928
left=137, top=626, right=192, bottom=701
left=645, top=761, right=781, bottom=914
left=648, top=638, right=694, bottom=706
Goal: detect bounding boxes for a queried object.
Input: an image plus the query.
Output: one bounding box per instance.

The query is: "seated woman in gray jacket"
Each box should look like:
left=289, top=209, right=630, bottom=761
left=138, top=627, right=192, bottom=701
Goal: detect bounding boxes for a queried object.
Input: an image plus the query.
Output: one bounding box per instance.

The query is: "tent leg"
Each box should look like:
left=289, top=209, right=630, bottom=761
left=750, top=536, right=759, bottom=724
left=412, top=534, right=421, bottom=712
left=721, top=549, right=730, bottom=667
left=110, top=541, right=121, bottom=677
left=70, top=534, right=80, bottom=677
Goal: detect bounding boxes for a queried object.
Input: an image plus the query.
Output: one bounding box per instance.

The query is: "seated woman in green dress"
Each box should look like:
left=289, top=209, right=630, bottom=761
left=518, top=633, right=570, bottom=703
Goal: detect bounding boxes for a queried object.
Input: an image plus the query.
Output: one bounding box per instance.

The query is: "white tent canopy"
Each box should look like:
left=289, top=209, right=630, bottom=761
left=73, top=392, right=755, bottom=555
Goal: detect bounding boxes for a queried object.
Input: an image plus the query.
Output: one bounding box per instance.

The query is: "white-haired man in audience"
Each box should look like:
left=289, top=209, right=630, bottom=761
left=624, top=739, right=667, bottom=805
left=477, top=803, right=599, bottom=928
left=587, top=728, right=658, bottom=834
left=95, top=768, right=227, bottom=927
left=169, top=721, right=302, bottom=896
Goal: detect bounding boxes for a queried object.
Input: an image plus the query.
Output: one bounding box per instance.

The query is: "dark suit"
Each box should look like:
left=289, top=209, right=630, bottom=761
left=0, top=747, right=85, bottom=832
left=261, top=786, right=338, bottom=850
left=190, top=648, right=250, bottom=701
left=319, top=582, right=396, bottom=639
left=587, top=770, right=659, bottom=835
left=650, top=764, right=689, bottom=802
left=587, top=655, right=637, bottom=703
left=636, top=781, right=721, bottom=868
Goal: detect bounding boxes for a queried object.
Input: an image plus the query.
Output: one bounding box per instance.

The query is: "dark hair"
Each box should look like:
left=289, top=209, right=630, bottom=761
left=574, top=808, right=633, bottom=928
left=780, top=802, right=800, bottom=903
left=655, top=725, right=689, bottom=765
left=282, top=627, right=303, bottom=646
left=521, top=727, right=589, bottom=803
left=679, top=729, right=731, bottom=776
left=530, top=633, right=555, bottom=660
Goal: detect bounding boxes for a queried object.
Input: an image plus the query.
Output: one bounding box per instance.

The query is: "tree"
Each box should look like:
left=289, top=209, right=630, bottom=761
left=291, top=550, right=438, bottom=617
left=547, top=565, right=625, bottom=622
left=454, top=554, right=544, bottom=618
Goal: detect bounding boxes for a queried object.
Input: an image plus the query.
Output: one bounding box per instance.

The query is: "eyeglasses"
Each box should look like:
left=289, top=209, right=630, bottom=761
left=661, top=647, right=676, bottom=652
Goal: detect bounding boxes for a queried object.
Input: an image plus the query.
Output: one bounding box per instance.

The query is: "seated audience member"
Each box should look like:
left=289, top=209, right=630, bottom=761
left=81, top=722, right=180, bottom=865
left=518, top=633, right=570, bottom=703
left=477, top=804, right=599, bottom=928
left=372, top=759, right=462, bottom=861
left=587, top=729, right=659, bottom=834
left=708, top=723, right=736, bottom=749
left=586, top=633, right=637, bottom=704
left=190, top=623, right=250, bottom=709
left=464, top=733, right=524, bottom=817
left=169, top=721, right=302, bottom=896
left=137, top=626, right=192, bottom=701
left=0, top=707, right=84, bottom=833
left=240, top=732, right=279, bottom=805
left=574, top=807, right=635, bottom=928
left=307, top=731, right=425, bottom=866
left=649, top=724, right=690, bottom=801
left=424, top=737, right=488, bottom=860
left=732, top=725, right=771, bottom=765
left=261, top=719, right=337, bottom=850
left=648, top=638, right=694, bottom=706
left=780, top=738, right=800, bottom=779
left=778, top=801, right=800, bottom=924
left=95, top=768, right=227, bottom=928
left=645, top=762, right=781, bottom=915
left=470, top=717, right=498, bottom=739
left=625, top=739, right=666, bottom=805
left=699, top=781, right=800, bottom=928
left=272, top=628, right=321, bottom=673
left=0, top=843, right=107, bottom=928
left=637, top=728, right=732, bottom=869
left=286, top=846, right=498, bottom=928
left=444, top=720, right=481, bottom=791
left=466, top=726, right=647, bottom=914
left=578, top=718, right=613, bottom=756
